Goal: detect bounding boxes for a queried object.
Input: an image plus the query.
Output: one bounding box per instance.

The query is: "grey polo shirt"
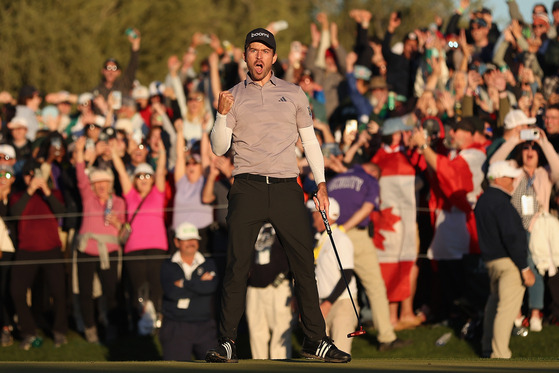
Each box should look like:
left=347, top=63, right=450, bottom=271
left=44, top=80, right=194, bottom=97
left=226, top=73, right=314, bottom=178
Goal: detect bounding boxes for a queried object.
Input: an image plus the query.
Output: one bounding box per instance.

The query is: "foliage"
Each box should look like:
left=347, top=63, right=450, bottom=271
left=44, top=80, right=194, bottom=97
left=0, top=0, right=453, bottom=96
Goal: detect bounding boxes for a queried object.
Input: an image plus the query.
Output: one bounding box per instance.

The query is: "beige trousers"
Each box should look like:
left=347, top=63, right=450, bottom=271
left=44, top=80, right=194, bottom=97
left=245, top=280, right=295, bottom=359
left=325, top=298, right=357, bottom=353
left=482, top=257, right=526, bottom=359
left=347, top=228, right=396, bottom=343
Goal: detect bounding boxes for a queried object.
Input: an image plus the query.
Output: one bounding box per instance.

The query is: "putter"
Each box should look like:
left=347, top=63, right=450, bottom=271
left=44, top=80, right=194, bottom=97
left=313, top=194, right=366, bottom=338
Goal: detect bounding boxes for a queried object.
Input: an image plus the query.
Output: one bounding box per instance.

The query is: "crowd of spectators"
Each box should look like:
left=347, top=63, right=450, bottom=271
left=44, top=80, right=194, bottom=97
left=1, top=0, right=559, bottom=359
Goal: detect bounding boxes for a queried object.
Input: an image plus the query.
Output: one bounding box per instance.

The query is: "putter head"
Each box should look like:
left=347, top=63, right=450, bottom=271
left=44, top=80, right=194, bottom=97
left=347, top=326, right=366, bottom=338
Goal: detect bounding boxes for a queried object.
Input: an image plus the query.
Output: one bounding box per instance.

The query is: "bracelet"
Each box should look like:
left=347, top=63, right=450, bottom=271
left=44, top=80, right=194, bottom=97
left=419, top=143, right=428, bottom=151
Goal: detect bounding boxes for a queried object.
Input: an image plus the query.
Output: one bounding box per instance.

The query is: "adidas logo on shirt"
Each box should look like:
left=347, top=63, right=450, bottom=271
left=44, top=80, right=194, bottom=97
left=279, top=96, right=287, bottom=102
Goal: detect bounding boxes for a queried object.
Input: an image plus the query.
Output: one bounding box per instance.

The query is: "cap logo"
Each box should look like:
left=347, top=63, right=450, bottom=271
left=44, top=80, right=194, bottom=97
left=251, top=32, right=269, bottom=38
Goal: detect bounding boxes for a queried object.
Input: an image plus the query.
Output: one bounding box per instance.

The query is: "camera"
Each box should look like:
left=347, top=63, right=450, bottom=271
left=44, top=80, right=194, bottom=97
left=520, top=129, right=540, bottom=141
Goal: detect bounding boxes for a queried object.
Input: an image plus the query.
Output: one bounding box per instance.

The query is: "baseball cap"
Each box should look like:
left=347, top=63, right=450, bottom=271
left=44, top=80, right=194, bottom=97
left=369, top=76, right=387, bottom=90
left=533, top=13, right=550, bottom=25
left=504, top=109, right=536, bottom=129
left=487, top=160, right=523, bottom=180
left=245, top=28, right=276, bottom=52
left=175, top=222, right=201, bottom=241
left=353, top=65, right=372, bottom=81
left=132, top=85, right=149, bottom=100
left=7, top=117, right=28, bottom=129
left=453, top=117, right=477, bottom=134
left=114, top=118, right=133, bottom=134
left=306, top=197, right=340, bottom=221
left=381, top=117, right=411, bottom=135
left=0, top=144, right=16, bottom=160
left=133, top=163, right=154, bottom=176
left=78, top=92, right=94, bottom=106
left=89, top=167, right=114, bottom=183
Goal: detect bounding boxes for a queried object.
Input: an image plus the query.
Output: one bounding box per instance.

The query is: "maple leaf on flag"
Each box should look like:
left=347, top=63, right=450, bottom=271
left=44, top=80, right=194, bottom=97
left=370, top=207, right=401, bottom=251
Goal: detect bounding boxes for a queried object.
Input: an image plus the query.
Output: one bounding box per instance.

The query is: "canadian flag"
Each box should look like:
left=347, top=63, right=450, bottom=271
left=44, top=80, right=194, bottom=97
left=371, top=146, right=417, bottom=302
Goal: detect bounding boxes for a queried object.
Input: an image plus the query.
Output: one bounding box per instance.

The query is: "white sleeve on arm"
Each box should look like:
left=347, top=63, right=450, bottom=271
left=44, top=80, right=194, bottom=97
left=210, top=113, right=232, bottom=156
left=299, top=125, right=325, bottom=184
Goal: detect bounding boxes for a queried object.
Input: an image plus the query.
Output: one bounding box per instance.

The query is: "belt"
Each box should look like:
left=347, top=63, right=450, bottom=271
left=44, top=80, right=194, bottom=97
left=235, top=173, right=297, bottom=184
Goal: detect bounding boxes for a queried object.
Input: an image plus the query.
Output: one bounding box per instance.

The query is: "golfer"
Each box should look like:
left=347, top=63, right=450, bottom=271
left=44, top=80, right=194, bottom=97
left=205, top=27, right=350, bottom=363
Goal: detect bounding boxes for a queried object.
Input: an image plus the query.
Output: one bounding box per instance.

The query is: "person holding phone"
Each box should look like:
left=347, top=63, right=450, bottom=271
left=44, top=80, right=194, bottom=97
left=9, top=159, right=67, bottom=349
left=489, top=120, right=559, bottom=333
left=91, top=28, right=141, bottom=101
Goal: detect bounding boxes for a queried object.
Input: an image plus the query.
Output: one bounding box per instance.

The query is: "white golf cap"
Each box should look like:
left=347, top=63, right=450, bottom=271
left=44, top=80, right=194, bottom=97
left=504, top=109, right=536, bottom=129
left=133, top=163, right=154, bottom=176
left=7, top=116, right=28, bottom=129
left=175, top=222, right=201, bottom=241
left=487, top=160, right=523, bottom=180
left=306, top=197, right=341, bottom=220
left=0, top=144, right=16, bottom=159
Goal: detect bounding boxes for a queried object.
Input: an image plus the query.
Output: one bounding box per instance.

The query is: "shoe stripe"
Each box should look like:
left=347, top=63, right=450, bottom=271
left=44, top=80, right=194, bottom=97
left=316, top=341, right=332, bottom=358
left=224, top=342, right=232, bottom=360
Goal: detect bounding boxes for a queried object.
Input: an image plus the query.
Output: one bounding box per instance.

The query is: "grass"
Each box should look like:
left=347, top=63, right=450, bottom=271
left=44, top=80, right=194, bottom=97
left=1, top=321, right=558, bottom=362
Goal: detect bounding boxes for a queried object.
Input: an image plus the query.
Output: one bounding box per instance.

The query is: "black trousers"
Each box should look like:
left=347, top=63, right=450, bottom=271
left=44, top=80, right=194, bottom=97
left=0, top=252, right=14, bottom=328
left=125, top=249, right=165, bottom=315
left=10, top=248, right=68, bottom=337
left=219, top=178, right=325, bottom=341
left=160, top=318, right=217, bottom=361
left=77, top=251, right=119, bottom=328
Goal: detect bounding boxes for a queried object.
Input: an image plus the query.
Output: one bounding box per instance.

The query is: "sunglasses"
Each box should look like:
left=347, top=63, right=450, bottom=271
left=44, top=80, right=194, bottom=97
left=0, top=171, right=12, bottom=179
left=135, top=173, right=152, bottom=180
left=104, top=65, right=119, bottom=71
left=0, top=154, right=11, bottom=161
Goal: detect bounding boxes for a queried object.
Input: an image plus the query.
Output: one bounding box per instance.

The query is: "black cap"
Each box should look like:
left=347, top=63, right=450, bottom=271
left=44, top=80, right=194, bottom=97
left=244, top=28, right=276, bottom=52
left=453, top=117, right=477, bottom=134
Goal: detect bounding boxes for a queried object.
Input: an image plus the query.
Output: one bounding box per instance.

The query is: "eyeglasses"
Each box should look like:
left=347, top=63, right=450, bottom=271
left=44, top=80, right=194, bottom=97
left=0, top=171, right=12, bottom=179
left=187, top=96, right=203, bottom=102
left=522, top=143, right=535, bottom=150
left=0, top=154, right=11, bottom=161
left=135, top=173, right=152, bottom=180
left=104, top=65, right=119, bottom=71
left=87, top=124, right=100, bottom=130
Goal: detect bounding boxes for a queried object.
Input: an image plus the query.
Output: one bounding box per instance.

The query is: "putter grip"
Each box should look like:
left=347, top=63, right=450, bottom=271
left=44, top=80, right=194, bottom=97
left=320, top=209, right=332, bottom=235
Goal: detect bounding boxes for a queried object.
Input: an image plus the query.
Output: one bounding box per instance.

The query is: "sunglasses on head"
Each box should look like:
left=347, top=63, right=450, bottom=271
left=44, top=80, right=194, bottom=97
left=135, top=173, right=152, bottom=180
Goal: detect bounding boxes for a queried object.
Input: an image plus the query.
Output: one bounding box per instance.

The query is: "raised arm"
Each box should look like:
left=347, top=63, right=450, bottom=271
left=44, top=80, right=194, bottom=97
left=155, top=138, right=167, bottom=192
left=111, top=145, right=132, bottom=195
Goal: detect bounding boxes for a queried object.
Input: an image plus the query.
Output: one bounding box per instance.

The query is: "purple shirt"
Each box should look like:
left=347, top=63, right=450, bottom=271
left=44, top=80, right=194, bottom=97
left=327, top=165, right=380, bottom=227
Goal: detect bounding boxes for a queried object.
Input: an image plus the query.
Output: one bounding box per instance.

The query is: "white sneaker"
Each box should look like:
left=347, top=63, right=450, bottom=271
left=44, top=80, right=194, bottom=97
left=530, top=317, right=543, bottom=332
left=514, top=316, right=525, bottom=328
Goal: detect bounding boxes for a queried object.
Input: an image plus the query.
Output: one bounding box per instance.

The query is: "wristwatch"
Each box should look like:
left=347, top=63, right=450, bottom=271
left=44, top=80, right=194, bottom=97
left=419, top=143, right=428, bottom=151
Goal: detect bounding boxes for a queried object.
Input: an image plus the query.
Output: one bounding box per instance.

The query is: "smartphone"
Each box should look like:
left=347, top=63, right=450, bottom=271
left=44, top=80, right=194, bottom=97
left=125, top=27, right=138, bottom=39
left=34, top=168, right=43, bottom=178
left=344, top=119, right=358, bottom=137
left=201, top=34, right=212, bottom=44
left=396, top=11, right=402, bottom=20
left=85, top=138, right=96, bottom=151
left=112, top=91, right=122, bottom=110
left=520, top=129, right=540, bottom=141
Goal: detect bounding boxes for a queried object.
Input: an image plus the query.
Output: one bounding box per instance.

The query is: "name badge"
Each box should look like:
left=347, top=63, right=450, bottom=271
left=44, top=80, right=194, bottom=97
left=521, top=195, right=535, bottom=216
left=177, top=298, right=190, bottom=309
